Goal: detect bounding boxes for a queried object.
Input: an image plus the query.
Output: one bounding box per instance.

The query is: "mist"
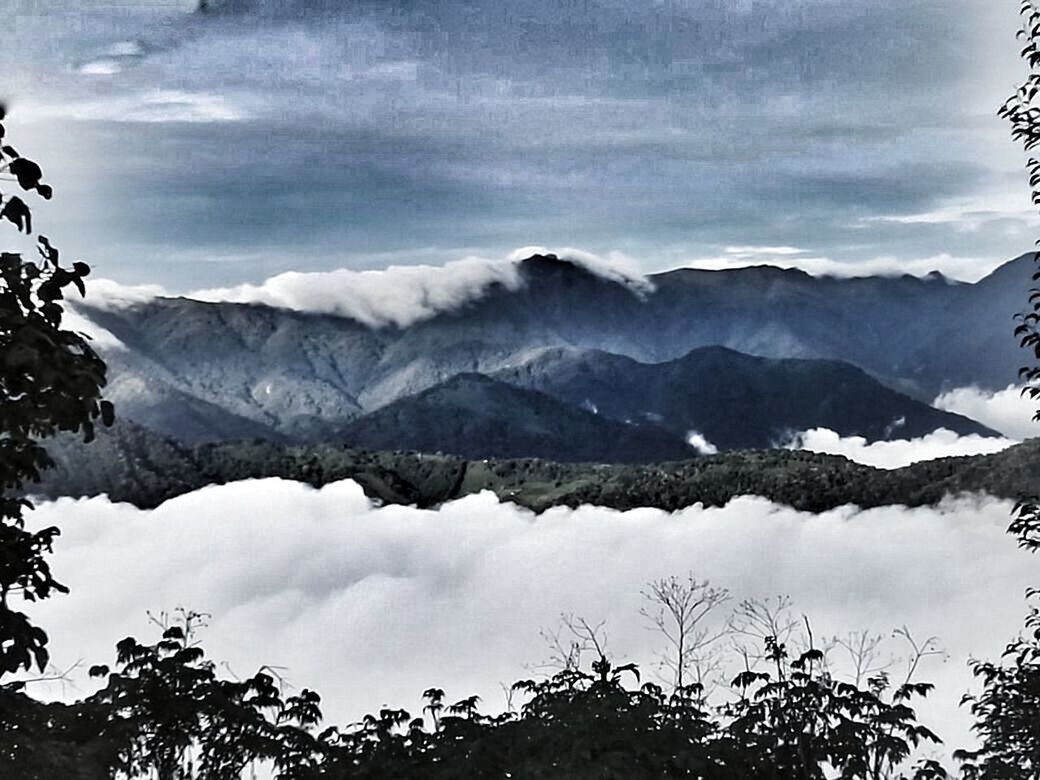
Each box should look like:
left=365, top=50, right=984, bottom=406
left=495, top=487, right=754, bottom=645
left=789, top=427, right=1019, bottom=469
left=25, top=479, right=1036, bottom=763
left=76, top=248, right=648, bottom=328
left=935, top=384, right=1040, bottom=440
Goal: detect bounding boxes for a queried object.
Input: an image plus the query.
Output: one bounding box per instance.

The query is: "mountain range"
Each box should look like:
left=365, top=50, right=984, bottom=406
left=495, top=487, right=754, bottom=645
left=73, top=253, right=1033, bottom=463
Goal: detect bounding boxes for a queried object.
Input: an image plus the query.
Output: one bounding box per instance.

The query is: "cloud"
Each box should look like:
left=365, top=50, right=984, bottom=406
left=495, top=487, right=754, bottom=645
left=189, top=255, right=524, bottom=327
left=680, top=247, right=1002, bottom=283
left=787, top=428, right=1018, bottom=469
left=860, top=188, right=1039, bottom=232
left=685, top=431, right=719, bottom=456
left=188, top=248, right=648, bottom=327
left=78, top=60, right=123, bottom=76
left=23, top=481, right=1036, bottom=766
left=65, top=242, right=1012, bottom=332
left=63, top=278, right=168, bottom=352
left=506, top=246, right=653, bottom=294
left=61, top=307, right=127, bottom=352
left=934, top=385, right=1040, bottom=440
left=34, top=90, right=249, bottom=124
left=81, top=279, right=170, bottom=310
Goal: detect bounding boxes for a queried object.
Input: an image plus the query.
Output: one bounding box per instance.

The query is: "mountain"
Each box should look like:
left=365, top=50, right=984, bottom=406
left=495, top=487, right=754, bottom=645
left=32, top=421, right=1040, bottom=514
left=86, top=301, right=380, bottom=442
left=75, top=253, right=1033, bottom=449
left=338, top=373, right=693, bottom=462
left=492, top=345, right=992, bottom=450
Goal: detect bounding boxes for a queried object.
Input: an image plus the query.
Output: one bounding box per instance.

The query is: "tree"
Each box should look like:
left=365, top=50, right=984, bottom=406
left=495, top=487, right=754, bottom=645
left=953, top=3, right=1040, bottom=775
left=641, top=573, right=730, bottom=696
left=0, top=108, right=112, bottom=676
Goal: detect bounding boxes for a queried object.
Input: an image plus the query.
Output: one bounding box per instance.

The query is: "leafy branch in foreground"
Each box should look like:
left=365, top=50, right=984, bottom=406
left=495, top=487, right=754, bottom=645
left=0, top=105, right=111, bottom=681
left=957, top=3, right=1040, bottom=777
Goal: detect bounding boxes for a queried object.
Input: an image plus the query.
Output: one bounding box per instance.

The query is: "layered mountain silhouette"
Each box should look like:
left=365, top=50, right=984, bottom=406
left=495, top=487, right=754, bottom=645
left=338, top=373, right=693, bottom=462
left=75, top=252, right=1029, bottom=460
left=493, top=345, right=990, bottom=450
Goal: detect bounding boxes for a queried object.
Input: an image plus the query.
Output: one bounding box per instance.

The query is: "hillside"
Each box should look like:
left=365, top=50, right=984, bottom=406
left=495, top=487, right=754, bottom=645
left=493, top=345, right=991, bottom=449
left=338, top=373, right=693, bottom=462
left=33, top=421, right=1040, bottom=514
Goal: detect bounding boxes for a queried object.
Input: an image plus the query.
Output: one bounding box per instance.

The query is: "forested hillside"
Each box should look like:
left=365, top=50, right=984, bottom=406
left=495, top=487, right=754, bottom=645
left=35, top=420, right=1040, bottom=513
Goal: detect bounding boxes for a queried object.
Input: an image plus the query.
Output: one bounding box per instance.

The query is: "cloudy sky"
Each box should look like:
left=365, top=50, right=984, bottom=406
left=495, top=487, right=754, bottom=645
left=4, top=0, right=1036, bottom=289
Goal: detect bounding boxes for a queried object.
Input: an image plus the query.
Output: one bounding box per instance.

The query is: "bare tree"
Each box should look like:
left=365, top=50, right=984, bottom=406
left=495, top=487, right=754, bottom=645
left=831, top=629, right=889, bottom=689
left=729, top=595, right=801, bottom=670
left=533, top=613, right=612, bottom=675
left=640, top=574, right=730, bottom=694
left=892, top=625, right=947, bottom=688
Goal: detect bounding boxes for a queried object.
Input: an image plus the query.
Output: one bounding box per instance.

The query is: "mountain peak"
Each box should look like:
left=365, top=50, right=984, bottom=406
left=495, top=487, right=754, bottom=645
left=517, top=253, right=585, bottom=277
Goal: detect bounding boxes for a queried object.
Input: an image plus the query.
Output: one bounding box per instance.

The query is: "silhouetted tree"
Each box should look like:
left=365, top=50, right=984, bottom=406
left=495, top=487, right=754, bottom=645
left=641, top=573, right=730, bottom=695
left=0, top=105, right=111, bottom=681
left=954, top=2, right=1040, bottom=775
left=0, top=105, right=117, bottom=779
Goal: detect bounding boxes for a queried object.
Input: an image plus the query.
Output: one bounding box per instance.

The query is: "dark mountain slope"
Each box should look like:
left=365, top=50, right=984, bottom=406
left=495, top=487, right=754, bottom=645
left=32, top=421, right=1040, bottom=514
left=493, top=346, right=993, bottom=449
left=338, top=373, right=693, bottom=462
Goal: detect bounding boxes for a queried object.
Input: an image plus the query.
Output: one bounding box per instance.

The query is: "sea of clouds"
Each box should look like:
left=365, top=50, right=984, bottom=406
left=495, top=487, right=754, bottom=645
left=26, top=480, right=1038, bottom=764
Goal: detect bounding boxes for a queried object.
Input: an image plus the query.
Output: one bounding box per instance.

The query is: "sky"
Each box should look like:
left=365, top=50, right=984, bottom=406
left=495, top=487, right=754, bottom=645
left=4, top=0, right=1037, bottom=289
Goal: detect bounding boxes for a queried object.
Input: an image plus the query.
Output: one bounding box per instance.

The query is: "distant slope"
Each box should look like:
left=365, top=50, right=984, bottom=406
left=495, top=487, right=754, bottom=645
left=493, top=346, right=993, bottom=450
left=85, top=300, right=377, bottom=442
left=338, top=373, right=693, bottom=462
left=76, top=252, right=1035, bottom=446
left=33, top=421, right=1040, bottom=514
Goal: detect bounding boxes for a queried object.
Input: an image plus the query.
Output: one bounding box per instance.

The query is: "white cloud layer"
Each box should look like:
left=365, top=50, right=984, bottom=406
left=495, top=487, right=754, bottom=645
left=73, top=244, right=1009, bottom=333
left=61, top=307, right=127, bottom=352
left=24, top=481, right=1037, bottom=764
left=189, top=256, right=525, bottom=328
left=787, top=428, right=1018, bottom=469
left=934, top=384, right=1040, bottom=440
left=78, top=248, right=651, bottom=328
left=24, top=90, right=249, bottom=124
left=787, top=382, right=1040, bottom=470
left=680, top=247, right=1001, bottom=283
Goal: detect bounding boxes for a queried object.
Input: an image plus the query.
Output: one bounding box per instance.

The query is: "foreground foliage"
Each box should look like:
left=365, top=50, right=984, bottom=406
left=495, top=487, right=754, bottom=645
left=1, top=607, right=948, bottom=780
left=955, top=1, right=1040, bottom=776
left=0, top=106, right=110, bottom=680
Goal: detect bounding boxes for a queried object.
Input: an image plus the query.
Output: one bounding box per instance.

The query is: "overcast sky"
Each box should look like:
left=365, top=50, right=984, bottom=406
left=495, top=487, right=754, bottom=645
left=5, top=0, right=1035, bottom=288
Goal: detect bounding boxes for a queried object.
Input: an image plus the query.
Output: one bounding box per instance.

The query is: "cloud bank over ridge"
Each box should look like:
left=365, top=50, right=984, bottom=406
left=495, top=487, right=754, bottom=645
left=935, top=384, right=1040, bottom=440
left=26, top=481, right=1035, bottom=761
left=186, top=247, right=650, bottom=327
left=788, top=428, right=1019, bottom=470
left=72, top=243, right=1019, bottom=330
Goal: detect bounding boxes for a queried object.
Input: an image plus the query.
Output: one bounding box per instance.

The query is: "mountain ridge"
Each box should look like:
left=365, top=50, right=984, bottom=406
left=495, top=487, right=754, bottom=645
left=32, top=420, right=1040, bottom=514
left=72, top=253, right=1033, bottom=454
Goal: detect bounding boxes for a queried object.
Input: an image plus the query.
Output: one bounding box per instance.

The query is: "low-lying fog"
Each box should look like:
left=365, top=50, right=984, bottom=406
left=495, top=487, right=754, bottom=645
left=27, top=480, right=1036, bottom=764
